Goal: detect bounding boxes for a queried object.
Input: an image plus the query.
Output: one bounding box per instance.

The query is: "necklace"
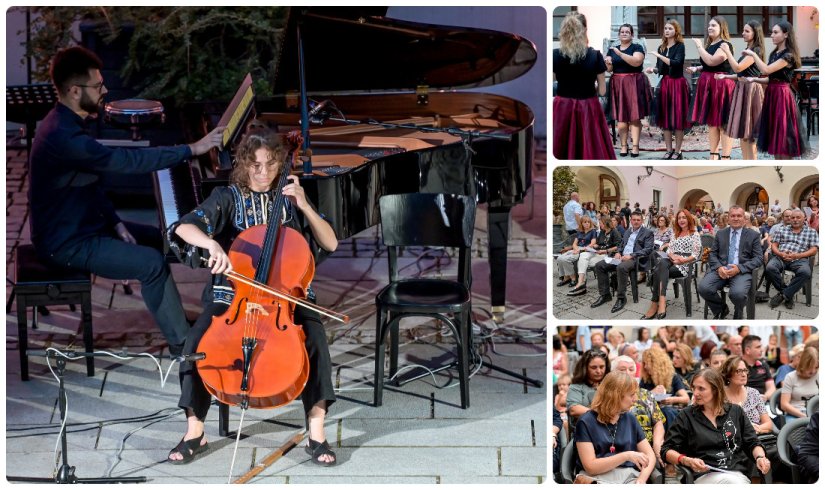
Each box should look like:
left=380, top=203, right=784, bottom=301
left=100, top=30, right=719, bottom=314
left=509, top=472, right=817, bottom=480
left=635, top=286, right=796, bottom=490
left=607, top=418, right=619, bottom=453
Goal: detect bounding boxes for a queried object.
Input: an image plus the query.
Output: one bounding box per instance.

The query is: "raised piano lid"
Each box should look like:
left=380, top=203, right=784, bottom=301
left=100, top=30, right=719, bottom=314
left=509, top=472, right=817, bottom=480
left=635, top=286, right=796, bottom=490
left=272, top=7, right=538, bottom=95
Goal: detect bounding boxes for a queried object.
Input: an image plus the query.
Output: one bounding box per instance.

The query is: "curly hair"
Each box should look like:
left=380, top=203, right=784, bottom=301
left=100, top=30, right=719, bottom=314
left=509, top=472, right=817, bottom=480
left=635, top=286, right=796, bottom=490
left=641, top=348, right=675, bottom=391
left=558, top=11, right=588, bottom=63
left=229, top=121, right=290, bottom=190
left=672, top=209, right=696, bottom=235
left=591, top=372, right=637, bottom=424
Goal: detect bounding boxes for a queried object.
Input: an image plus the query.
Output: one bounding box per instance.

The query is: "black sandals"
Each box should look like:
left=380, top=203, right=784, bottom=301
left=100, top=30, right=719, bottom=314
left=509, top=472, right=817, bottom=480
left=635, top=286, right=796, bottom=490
left=306, top=438, right=337, bottom=466
left=168, top=433, right=208, bottom=465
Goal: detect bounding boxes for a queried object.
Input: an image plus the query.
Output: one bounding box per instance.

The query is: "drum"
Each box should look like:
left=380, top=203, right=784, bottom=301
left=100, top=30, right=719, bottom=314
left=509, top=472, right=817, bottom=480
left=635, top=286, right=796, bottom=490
left=104, top=99, right=165, bottom=140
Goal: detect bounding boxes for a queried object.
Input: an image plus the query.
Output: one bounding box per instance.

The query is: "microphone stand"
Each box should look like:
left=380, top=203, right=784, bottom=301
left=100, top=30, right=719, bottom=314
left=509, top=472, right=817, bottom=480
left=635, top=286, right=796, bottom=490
left=7, top=349, right=202, bottom=484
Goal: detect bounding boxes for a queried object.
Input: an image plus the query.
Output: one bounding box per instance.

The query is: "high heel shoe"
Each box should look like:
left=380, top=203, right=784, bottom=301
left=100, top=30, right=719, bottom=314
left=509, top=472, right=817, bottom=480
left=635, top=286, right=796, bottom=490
left=656, top=311, right=667, bottom=319
left=709, top=152, right=720, bottom=160
left=673, top=152, right=683, bottom=160
left=619, top=145, right=628, bottom=157
left=631, top=145, right=640, bottom=158
left=664, top=150, right=675, bottom=159
left=640, top=313, right=656, bottom=320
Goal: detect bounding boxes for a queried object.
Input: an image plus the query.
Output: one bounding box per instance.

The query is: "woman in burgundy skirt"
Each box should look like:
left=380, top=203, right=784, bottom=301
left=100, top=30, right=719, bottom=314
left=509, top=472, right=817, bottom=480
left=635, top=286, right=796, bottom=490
left=553, top=11, right=615, bottom=159
left=746, top=21, right=807, bottom=159
left=646, top=19, right=689, bottom=159
left=717, top=21, right=766, bottom=160
left=688, top=16, right=736, bottom=160
left=605, top=24, right=650, bottom=157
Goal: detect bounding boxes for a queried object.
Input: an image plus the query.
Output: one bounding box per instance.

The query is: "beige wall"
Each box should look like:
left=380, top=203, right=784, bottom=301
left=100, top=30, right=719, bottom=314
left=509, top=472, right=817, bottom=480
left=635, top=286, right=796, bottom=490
left=675, top=166, right=819, bottom=209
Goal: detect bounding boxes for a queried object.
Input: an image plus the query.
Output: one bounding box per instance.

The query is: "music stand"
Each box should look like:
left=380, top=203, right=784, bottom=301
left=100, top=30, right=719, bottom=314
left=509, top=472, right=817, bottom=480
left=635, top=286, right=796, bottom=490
left=7, top=350, right=150, bottom=484
left=6, top=84, right=57, bottom=154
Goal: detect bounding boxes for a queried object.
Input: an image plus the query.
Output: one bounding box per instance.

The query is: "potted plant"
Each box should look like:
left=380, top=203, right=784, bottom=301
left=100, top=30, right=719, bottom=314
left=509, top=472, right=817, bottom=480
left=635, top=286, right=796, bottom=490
left=552, top=166, right=578, bottom=253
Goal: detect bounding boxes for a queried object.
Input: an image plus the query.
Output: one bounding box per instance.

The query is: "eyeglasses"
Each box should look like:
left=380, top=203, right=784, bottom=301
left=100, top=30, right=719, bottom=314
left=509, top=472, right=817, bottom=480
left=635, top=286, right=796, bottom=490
left=248, top=161, right=279, bottom=174
left=76, top=81, right=105, bottom=91
left=734, top=369, right=748, bottom=375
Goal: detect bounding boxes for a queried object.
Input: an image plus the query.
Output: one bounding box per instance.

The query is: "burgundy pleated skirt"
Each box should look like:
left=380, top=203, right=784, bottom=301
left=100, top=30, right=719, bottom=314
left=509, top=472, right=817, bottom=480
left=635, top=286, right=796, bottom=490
left=608, top=72, right=651, bottom=122
left=691, top=71, right=735, bottom=127
left=726, top=78, right=765, bottom=140
left=757, top=80, right=807, bottom=157
left=553, top=95, right=616, bottom=160
left=651, top=76, right=691, bottom=131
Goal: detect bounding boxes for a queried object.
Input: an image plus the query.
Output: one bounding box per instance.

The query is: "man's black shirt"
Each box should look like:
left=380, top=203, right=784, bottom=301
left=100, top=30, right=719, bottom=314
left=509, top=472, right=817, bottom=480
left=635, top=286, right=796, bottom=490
left=746, top=358, right=771, bottom=394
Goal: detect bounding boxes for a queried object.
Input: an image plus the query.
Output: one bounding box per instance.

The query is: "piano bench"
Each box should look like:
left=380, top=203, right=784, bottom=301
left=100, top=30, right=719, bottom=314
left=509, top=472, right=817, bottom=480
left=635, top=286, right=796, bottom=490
left=12, top=244, right=95, bottom=381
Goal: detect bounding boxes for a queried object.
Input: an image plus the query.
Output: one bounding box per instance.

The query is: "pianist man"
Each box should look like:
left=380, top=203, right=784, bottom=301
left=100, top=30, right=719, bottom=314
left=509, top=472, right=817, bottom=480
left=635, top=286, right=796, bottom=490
left=28, top=46, right=225, bottom=355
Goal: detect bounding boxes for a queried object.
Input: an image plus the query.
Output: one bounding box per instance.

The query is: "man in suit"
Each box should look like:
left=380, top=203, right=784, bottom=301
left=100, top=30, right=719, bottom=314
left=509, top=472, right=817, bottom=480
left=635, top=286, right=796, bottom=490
left=591, top=211, right=654, bottom=313
left=698, top=205, right=763, bottom=319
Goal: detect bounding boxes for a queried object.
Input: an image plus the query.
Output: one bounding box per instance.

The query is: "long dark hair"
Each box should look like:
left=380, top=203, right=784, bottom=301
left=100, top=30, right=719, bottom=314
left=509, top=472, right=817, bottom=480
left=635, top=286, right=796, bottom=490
left=772, top=21, right=801, bottom=69
left=744, top=20, right=766, bottom=62
left=571, top=349, right=610, bottom=386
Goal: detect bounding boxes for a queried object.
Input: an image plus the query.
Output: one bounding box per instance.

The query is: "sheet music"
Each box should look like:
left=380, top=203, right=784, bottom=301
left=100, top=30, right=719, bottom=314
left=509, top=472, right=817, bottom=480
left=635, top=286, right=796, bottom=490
left=704, top=464, right=742, bottom=475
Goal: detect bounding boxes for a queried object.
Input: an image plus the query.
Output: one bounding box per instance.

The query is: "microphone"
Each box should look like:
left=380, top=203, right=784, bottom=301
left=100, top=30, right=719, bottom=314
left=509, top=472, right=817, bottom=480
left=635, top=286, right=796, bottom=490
left=174, top=352, right=206, bottom=362
left=308, top=100, right=330, bottom=118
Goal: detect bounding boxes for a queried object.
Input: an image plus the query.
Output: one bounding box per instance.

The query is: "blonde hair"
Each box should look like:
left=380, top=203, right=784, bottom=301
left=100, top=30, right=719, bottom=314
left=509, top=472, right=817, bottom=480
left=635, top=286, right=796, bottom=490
left=591, top=372, right=637, bottom=424
left=797, top=347, right=819, bottom=378
left=705, top=16, right=732, bottom=48
left=578, top=215, right=594, bottom=233
left=683, top=330, right=699, bottom=349
left=674, top=344, right=696, bottom=374
left=642, top=348, right=675, bottom=391
left=558, top=11, right=588, bottom=63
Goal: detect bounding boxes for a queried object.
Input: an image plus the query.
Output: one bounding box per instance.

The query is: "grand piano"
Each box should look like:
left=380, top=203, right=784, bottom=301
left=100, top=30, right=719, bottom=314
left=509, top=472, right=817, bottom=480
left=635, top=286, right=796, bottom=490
left=161, top=7, right=537, bottom=320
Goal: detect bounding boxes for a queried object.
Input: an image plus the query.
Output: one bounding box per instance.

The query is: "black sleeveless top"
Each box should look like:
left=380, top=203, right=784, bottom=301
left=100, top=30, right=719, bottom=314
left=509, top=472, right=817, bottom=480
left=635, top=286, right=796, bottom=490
left=701, top=41, right=734, bottom=73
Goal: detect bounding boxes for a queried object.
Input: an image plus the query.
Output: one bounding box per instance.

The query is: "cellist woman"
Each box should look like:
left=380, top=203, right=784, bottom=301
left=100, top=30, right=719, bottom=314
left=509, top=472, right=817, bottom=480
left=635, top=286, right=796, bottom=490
left=166, top=123, right=338, bottom=466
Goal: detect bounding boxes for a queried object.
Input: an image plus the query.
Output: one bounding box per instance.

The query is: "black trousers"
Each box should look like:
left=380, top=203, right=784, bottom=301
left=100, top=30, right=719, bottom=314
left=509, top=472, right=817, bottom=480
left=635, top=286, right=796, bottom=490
left=649, top=258, right=684, bottom=298
left=178, top=300, right=336, bottom=424
left=45, top=221, right=189, bottom=354
left=594, top=257, right=637, bottom=299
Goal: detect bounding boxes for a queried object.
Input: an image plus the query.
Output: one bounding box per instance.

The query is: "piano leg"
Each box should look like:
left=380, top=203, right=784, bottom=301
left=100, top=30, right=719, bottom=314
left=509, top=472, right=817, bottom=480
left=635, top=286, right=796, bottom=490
left=487, top=207, right=510, bottom=323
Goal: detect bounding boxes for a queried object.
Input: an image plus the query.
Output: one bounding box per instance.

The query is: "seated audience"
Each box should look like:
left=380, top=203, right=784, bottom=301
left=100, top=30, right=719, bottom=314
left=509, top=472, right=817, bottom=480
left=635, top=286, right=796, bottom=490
left=591, top=211, right=654, bottom=314
left=780, top=346, right=819, bottom=422
left=737, top=325, right=750, bottom=337
left=634, top=327, right=653, bottom=355
left=567, top=349, right=610, bottom=429
left=553, top=405, right=563, bottom=476
left=795, top=412, right=819, bottom=483
left=553, top=335, right=569, bottom=377
left=640, top=348, right=690, bottom=430
left=612, top=356, right=666, bottom=471
left=618, top=344, right=640, bottom=374
left=555, top=373, right=572, bottom=435
left=721, top=356, right=774, bottom=434
left=591, top=330, right=606, bottom=351
left=575, top=372, right=656, bottom=484
left=775, top=343, right=805, bottom=388
left=766, top=209, right=818, bottom=310
left=556, top=216, right=598, bottom=287
left=764, top=333, right=782, bottom=373
left=804, top=332, right=818, bottom=351
left=567, top=216, right=622, bottom=296
left=656, top=326, right=676, bottom=355
left=653, top=214, right=674, bottom=250
left=698, top=206, right=762, bottom=319
left=683, top=330, right=701, bottom=359
left=661, top=368, right=770, bottom=483
left=698, top=340, right=719, bottom=367
left=606, top=328, right=626, bottom=361
left=724, top=334, right=743, bottom=356
left=742, top=335, right=776, bottom=402
left=709, top=349, right=729, bottom=370
left=672, top=344, right=700, bottom=386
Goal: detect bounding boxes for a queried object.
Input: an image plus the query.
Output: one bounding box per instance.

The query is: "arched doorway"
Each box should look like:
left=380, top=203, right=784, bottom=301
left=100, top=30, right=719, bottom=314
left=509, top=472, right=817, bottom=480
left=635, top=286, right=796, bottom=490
left=790, top=174, right=819, bottom=209
left=679, top=188, right=714, bottom=214
left=730, top=182, right=768, bottom=213
left=599, top=174, right=621, bottom=212
left=572, top=166, right=627, bottom=212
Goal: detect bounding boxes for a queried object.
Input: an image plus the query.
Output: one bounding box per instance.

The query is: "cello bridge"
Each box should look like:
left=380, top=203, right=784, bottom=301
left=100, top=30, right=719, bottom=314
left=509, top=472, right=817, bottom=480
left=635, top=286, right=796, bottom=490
left=245, top=302, right=270, bottom=316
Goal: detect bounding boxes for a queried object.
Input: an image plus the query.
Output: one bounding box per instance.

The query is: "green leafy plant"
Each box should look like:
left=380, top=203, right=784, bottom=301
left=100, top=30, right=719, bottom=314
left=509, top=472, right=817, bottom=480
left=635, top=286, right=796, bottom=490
left=552, top=166, right=578, bottom=224
left=17, top=6, right=288, bottom=105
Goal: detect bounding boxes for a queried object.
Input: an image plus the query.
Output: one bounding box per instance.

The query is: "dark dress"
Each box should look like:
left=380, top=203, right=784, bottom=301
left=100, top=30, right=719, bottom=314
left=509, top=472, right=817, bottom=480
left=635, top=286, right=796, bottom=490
left=757, top=49, right=807, bottom=157
left=167, top=184, right=336, bottom=422
left=727, top=46, right=766, bottom=140
left=650, top=42, right=690, bottom=131
left=553, top=47, right=616, bottom=159
left=691, top=41, right=736, bottom=127
left=606, top=43, right=652, bottom=122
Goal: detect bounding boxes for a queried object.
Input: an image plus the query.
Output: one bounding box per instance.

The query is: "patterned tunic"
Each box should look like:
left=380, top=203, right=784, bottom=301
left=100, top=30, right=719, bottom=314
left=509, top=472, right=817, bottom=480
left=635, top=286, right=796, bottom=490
left=667, top=232, right=701, bottom=276
left=631, top=387, right=667, bottom=445
left=167, top=184, right=331, bottom=305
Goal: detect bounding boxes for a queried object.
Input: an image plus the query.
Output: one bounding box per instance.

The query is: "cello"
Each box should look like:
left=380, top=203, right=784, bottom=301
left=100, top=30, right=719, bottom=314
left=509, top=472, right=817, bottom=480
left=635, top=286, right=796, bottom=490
left=195, top=133, right=348, bottom=412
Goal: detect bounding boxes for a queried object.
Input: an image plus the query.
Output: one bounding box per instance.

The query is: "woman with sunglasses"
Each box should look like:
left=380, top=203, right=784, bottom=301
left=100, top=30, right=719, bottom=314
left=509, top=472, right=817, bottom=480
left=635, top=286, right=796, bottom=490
left=567, top=349, right=610, bottom=430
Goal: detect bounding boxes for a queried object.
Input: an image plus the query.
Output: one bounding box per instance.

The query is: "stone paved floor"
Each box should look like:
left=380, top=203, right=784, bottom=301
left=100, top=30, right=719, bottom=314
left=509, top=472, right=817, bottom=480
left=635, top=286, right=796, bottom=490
left=5, top=138, right=548, bottom=484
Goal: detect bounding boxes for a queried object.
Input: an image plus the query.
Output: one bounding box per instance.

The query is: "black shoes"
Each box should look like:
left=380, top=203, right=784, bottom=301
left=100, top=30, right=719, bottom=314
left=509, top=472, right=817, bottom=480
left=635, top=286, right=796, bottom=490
left=769, top=293, right=786, bottom=309
left=610, top=298, right=627, bottom=313
left=673, top=152, right=683, bottom=160
left=620, top=145, right=628, bottom=157
left=630, top=145, right=640, bottom=158
left=556, top=278, right=572, bottom=287
left=713, top=304, right=730, bottom=319
left=664, top=150, right=675, bottom=159
left=785, top=296, right=795, bottom=309
left=568, top=284, right=587, bottom=296
left=656, top=311, right=667, bottom=319
left=590, top=294, right=612, bottom=308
